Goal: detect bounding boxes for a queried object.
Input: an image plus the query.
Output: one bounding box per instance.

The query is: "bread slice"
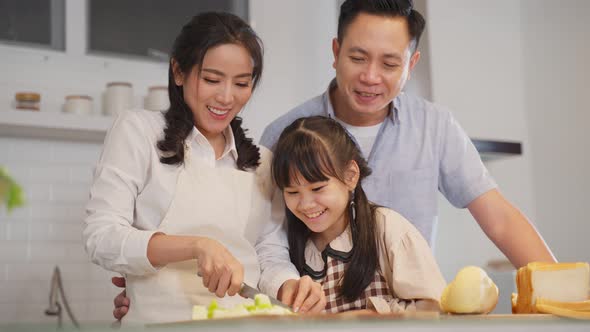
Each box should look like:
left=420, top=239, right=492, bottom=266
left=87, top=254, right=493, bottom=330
left=536, top=298, right=590, bottom=311
left=513, top=262, right=589, bottom=314
left=535, top=303, right=590, bottom=319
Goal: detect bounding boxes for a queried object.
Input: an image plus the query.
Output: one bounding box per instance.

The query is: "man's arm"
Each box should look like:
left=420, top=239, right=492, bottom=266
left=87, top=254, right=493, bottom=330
left=468, top=189, right=556, bottom=267
left=255, top=187, right=301, bottom=296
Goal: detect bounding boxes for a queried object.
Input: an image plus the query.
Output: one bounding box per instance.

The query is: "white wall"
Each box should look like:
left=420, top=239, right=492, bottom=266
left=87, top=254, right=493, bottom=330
left=0, top=138, right=115, bottom=323
left=0, top=1, right=169, bottom=324
left=244, top=0, right=338, bottom=140
left=426, top=0, right=536, bottom=281
left=0, top=0, right=338, bottom=324
left=520, top=0, right=590, bottom=263
left=404, top=0, right=433, bottom=100
left=425, top=0, right=590, bottom=298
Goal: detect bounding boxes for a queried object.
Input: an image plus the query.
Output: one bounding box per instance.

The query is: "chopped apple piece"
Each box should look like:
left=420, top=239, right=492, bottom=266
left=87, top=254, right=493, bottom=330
left=191, top=294, right=293, bottom=320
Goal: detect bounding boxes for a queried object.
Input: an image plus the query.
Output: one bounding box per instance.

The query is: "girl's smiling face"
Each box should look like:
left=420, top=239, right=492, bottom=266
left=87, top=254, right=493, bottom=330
left=283, top=166, right=358, bottom=250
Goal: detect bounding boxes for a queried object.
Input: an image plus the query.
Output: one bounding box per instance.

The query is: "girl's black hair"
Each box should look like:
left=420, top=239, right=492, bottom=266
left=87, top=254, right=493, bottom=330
left=272, top=116, right=378, bottom=302
left=157, top=12, right=263, bottom=170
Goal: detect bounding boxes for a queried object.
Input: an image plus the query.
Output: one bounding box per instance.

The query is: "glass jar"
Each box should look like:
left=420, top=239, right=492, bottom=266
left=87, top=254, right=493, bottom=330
left=15, top=92, right=41, bottom=111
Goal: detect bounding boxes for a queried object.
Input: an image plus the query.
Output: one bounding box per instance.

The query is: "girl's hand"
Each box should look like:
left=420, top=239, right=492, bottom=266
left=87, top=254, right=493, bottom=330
left=194, top=238, right=244, bottom=298
left=278, top=276, right=326, bottom=313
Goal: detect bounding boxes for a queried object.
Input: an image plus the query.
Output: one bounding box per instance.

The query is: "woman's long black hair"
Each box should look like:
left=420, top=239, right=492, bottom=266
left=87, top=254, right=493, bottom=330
left=271, top=116, right=379, bottom=302
left=157, top=12, right=263, bottom=170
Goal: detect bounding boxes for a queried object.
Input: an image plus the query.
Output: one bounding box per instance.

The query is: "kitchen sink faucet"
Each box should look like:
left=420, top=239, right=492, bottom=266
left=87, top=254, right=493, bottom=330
left=45, top=266, right=80, bottom=329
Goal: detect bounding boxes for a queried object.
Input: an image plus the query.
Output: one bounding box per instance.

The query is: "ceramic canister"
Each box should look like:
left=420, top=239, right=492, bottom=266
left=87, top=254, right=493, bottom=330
left=144, top=86, right=169, bottom=111
left=63, top=95, right=93, bottom=115
left=103, top=82, right=133, bottom=116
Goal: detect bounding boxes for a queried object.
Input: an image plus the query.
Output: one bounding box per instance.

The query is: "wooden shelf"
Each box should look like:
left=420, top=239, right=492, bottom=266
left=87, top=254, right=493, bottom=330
left=472, top=139, right=522, bottom=162
left=0, top=109, right=114, bottom=142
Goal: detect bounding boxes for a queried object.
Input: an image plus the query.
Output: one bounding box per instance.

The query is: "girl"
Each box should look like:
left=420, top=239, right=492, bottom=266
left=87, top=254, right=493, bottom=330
left=272, top=116, right=447, bottom=313
left=84, top=12, right=322, bottom=324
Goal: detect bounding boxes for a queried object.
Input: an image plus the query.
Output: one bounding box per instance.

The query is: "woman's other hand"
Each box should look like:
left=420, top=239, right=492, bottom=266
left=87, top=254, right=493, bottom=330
left=278, top=276, right=326, bottom=313
left=194, top=238, right=244, bottom=298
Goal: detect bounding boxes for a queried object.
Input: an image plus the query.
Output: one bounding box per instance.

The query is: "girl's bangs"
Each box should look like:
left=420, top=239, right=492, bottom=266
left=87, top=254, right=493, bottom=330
left=273, top=132, right=338, bottom=189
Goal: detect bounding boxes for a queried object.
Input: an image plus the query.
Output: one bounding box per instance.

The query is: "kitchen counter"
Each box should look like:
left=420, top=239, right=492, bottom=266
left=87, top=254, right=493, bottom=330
left=3, top=314, right=588, bottom=332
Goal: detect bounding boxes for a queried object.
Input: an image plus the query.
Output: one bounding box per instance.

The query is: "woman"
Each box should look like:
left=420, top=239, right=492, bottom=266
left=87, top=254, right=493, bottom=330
left=84, top=12, right=321, bottom=324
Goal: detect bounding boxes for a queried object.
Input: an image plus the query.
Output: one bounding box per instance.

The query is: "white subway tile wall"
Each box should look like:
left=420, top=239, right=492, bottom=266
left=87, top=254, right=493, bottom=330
left=0, top=137, right=120, bottom=324
left=0, top=40, right=168, bottom=325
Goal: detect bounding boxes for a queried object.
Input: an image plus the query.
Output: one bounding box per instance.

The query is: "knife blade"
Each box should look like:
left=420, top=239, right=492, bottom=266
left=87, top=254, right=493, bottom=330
left=239, top=283, right=291, bottom=310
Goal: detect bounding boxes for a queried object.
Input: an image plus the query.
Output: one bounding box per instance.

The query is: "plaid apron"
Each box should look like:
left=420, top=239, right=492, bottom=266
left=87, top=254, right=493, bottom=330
left=304, top=247, right=394, bottom=313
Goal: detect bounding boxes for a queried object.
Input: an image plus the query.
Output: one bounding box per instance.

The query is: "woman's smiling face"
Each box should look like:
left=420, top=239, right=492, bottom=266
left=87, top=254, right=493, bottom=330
left=174, top=43, right=254, bottom=140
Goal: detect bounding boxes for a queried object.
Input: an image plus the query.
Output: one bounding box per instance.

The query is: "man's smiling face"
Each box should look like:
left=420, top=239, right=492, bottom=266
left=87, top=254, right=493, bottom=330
left=332, top=12, right=420, bottom=125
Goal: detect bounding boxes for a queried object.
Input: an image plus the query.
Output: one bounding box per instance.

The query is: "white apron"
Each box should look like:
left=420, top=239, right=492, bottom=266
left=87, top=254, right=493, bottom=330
left=123, top=145, right=273, bottom=324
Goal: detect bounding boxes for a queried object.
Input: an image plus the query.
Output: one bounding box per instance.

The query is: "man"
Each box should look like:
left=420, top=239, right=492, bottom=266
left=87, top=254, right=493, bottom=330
left=112, top=0, right=555, bottom=318
left=259, top=0, right=554, bottom=261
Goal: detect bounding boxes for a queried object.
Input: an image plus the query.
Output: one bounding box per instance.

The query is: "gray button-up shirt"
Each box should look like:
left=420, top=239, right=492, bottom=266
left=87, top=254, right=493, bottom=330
left=260, top=82, right=497, bottom=247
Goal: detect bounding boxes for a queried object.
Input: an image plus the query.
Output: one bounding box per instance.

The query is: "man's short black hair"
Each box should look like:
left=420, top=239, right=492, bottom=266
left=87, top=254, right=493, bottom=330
left=337, top=0, right=426, bottom=53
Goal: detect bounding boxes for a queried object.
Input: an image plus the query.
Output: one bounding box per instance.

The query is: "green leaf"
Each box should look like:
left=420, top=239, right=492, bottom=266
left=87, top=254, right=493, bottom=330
left=0, top=166, right=26, bottom=213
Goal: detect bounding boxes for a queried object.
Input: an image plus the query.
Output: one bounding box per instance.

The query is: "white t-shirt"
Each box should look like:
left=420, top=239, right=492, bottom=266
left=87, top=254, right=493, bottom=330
left=335, top=118, right=382, bottom=158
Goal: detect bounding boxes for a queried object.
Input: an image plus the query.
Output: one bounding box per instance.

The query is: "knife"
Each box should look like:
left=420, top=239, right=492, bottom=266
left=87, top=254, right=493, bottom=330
left=239, top=283, right=292, bottom=310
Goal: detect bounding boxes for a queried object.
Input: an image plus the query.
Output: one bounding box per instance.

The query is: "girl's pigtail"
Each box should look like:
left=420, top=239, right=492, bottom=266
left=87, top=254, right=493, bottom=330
left=341, top=183, right=378, bottom=302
